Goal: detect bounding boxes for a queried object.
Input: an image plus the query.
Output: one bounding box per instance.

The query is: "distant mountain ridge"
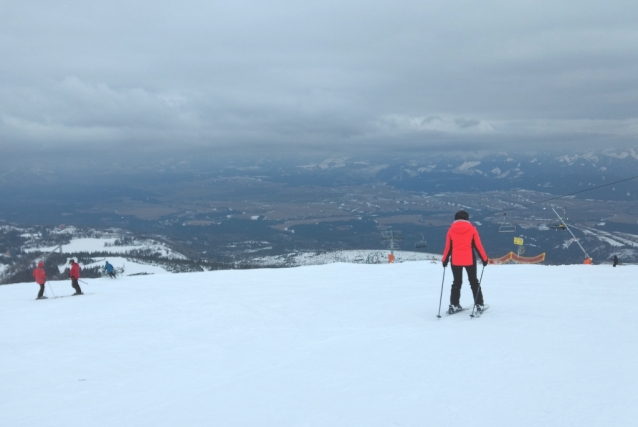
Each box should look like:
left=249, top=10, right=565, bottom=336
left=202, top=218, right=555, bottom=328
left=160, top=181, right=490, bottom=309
left=1, top=148, right=637, bottom=268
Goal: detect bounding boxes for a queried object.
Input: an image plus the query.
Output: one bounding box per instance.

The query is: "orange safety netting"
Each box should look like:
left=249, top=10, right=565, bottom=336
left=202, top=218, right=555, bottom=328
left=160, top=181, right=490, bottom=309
left=489, top=252, right=546, bottom=264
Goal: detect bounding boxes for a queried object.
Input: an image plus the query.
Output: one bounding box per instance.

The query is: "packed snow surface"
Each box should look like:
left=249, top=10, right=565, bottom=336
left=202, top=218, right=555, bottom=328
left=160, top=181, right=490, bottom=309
left=2, top=262, right=637, bottom=426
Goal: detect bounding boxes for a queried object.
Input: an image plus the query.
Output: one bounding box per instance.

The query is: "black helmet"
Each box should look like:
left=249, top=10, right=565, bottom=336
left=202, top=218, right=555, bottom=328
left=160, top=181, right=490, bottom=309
left=454, top=210, right=469, bottom=221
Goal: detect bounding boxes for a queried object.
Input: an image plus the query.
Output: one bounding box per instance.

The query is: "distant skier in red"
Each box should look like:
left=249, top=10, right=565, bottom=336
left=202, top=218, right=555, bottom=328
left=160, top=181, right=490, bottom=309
left=442, top=210, right=488, bottom=314
left=33, top=261, right=47, bottom=300
left=69, top=259, right=83, bottom=295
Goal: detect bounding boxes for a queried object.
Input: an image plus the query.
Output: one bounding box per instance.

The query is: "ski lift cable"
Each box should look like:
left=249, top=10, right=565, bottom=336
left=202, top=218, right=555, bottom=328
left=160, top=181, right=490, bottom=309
left=479, top=173, right=638, bottom=219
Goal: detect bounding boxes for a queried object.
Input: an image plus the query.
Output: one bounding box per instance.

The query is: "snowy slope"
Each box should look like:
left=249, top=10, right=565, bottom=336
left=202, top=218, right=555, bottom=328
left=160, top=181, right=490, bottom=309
left=2, top=263, right=637, bottom=427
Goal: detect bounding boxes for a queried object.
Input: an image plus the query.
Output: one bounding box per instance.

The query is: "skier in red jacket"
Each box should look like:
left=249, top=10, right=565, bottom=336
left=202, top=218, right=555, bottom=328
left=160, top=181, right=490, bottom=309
left=442, top=210, right=488, bottom=314
left=69, top=259, right=83, bottom=295
left=33, top=261, right=47, bottom=300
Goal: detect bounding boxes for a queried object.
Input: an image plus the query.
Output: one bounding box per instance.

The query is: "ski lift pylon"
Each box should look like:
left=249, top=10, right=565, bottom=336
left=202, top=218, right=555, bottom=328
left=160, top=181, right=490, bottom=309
left=381, top=230, right=403, bottom=254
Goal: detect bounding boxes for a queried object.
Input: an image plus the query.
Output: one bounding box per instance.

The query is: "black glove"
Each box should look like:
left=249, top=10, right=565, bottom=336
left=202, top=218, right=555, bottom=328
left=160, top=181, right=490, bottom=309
left=482, top=259, right=488, bottom=267
left=442, top=261, right=448, bottom=268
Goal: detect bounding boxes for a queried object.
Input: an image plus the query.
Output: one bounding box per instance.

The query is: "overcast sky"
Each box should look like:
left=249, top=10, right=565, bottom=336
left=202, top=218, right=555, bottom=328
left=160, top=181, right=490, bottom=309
left=1, top=0, right=637, bottom=165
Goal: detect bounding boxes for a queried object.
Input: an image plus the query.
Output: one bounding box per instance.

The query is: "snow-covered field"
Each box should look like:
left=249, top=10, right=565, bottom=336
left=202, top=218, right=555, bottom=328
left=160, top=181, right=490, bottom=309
left=23, top=234, right=187, bottom=260
left=15, top=232, right=183, bottom=277
left=2, top=262, right=637, bottom=426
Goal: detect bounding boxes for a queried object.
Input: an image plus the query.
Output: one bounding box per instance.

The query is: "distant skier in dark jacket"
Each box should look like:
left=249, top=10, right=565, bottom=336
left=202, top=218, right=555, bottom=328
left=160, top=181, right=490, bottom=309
left=33, top=261, right=47, bottom=300
left=612, top=255, right=619, bottom=267
left=442, top=210, right=489, bottom=314
left=105, top=261, right=116, bottom=278
left=69, top=259, right=83, bottom=295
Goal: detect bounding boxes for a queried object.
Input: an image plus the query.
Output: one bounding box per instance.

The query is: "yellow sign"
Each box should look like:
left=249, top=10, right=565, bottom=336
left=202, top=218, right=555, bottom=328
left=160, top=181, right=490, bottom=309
left=514, top=237, right=524, bottom=246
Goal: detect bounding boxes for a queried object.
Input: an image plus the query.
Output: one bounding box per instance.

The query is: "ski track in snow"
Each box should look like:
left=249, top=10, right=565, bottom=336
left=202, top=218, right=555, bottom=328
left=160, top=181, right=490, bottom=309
left=2, top=263, right=638, bottom=427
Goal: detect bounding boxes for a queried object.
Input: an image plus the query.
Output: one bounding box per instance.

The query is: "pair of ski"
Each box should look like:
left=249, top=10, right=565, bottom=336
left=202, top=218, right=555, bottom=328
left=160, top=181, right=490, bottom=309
left=36, top=293, right=91, bottom=301
left=441, top=304, right=489, bottom=319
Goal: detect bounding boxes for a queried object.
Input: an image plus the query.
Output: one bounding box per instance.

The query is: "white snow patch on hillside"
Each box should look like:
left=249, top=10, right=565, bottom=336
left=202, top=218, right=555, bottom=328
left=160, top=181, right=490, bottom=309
left=608, top=233, right=638, bottom=248
left=454, top=161, right=481, bottom=172
left=580, top=227, right=638, bottom=248
left=251, top=250, right=439, bottom=267
left=603, top=149, right=638, bottom=160
left=26, top=237, right=118, bottom=252
left=615, top=232, right=638, bottom=244
left=2, top=263, right=637, bottom=426
left=580, top=229, right=625, bottom=247
left=25, top=237, right=187, bottom=259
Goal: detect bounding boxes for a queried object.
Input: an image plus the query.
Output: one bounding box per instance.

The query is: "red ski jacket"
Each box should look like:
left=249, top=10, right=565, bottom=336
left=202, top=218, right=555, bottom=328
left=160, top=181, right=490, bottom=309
left=70, top=262, right=81, bottom=279
left=33, top=265, right=47, bottom=285
left=442, top=220, right=488, bottom=266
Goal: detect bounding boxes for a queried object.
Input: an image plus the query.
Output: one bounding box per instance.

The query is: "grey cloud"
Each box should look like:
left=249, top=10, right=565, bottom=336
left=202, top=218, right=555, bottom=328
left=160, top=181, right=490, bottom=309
left=1, top=0, right=638, bottom=165
left=454, top=118, right=481, bottom=129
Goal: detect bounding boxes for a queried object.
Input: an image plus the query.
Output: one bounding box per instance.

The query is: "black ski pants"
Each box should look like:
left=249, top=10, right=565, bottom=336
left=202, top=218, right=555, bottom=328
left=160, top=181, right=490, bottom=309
left=71, top=279, right=82, bottom=294
left=38, top=283, right=45, bottom=299
left=450, top=264, right=484, bottom=306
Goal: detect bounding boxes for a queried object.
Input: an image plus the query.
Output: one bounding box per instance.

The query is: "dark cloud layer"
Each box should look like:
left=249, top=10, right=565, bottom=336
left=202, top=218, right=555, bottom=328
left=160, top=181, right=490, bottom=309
left=1, top=0, right=638, bottom=167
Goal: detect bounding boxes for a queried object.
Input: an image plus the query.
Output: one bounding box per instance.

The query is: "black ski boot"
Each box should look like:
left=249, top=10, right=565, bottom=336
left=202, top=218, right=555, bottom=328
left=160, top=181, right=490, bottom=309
left=446, top=304, right=463, bottom=315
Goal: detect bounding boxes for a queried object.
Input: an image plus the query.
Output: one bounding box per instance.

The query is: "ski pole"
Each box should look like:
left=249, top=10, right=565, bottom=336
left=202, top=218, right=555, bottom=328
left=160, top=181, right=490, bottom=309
left=470, top=264, right=485, bottom=318
left=436, top=266, right=447, bottom=319
left=47, top=282, right=56, bottom=298
left=79, top=279, right=88, bottom=285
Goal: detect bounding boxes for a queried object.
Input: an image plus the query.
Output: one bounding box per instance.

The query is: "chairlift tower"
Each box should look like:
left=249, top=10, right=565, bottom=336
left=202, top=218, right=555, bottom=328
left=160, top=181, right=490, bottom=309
left=381, top=230, right=403, bottom=256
